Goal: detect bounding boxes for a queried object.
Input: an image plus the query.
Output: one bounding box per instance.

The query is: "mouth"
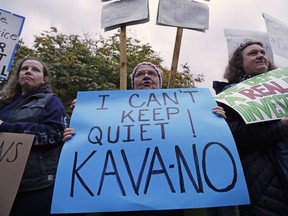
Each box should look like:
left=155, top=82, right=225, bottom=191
left=255, top=60, right=266, bottom=64
left=22, top=76, right=33, bottom=81
left=142, top=81, right=152, bottom=86
left=255, top=61, right=267, bottom=68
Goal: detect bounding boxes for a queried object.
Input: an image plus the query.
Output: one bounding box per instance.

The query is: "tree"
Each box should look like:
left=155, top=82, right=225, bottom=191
left=11, top=27, right=204, bottom=112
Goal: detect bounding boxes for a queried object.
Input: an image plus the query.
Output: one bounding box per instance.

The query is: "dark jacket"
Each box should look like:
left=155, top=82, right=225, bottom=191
left=213, top=81, right=288, bottom=216
left=0, top=88, right=67, bottom=191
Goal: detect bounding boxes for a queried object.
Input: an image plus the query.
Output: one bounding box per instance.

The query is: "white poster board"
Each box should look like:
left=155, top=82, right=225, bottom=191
left=0, top=9, right=25, bottom=80
left=263, top=12, right=288, bottom=59
left=224, top=28, right=274, bottom=63
left=157, top=0, right=209, bottom=31
left=101, top=0, right=149, bottom=31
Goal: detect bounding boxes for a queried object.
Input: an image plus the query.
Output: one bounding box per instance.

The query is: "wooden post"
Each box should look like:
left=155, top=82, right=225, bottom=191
left=168, top=27, right=183, bottom=88
left=120, top=26, right=127, bottom=90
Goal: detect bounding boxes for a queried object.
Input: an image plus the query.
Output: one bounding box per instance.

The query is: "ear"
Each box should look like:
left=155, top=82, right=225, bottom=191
left=43, top=76, right=49, bottom=83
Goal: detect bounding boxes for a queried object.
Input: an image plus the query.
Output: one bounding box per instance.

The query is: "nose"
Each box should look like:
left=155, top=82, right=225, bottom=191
left=141, top=71, right=151, bottom=79
left=24, top=67, right=32, bottom=74
left=143, top=74, right=150, bottom=80
left=256, top=52, right=264, bottom=58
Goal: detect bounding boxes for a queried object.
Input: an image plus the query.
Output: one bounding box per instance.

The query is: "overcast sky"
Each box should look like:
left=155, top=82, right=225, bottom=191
left=2, top=0, right=288, bottom=94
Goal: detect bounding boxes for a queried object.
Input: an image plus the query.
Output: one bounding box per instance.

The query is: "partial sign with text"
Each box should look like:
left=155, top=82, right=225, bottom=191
left=0, top=8, right=25, bottom=80
left=215, top=67, right=288, bottom=124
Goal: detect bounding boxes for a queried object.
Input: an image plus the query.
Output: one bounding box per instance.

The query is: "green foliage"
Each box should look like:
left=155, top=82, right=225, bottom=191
left=12, top=27, right=204, bottom=113
left=161, top=63, right=204, bottom=89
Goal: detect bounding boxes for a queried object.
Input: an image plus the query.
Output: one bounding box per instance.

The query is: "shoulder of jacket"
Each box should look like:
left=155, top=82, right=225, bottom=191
left=27, top=92, right=55, bottom=107
left=39, top=92, right=55, bottom=105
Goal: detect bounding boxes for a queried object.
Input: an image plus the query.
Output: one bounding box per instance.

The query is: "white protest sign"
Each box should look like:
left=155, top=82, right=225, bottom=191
left=101, top=0, right=149, bottom=31
left=263, top=12, right=288, bottom=59
left=157, top=0, right=209, bottom=31
left=214, top=67, right=288, bottom=124
left=0, top=9, right=25, bottom=80
left=224, top=28, right=274, bottom=63
left=0, top=133, right=34, bottom=216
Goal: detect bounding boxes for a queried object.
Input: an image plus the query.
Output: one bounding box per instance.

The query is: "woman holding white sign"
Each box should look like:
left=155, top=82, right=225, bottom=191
left=213, top=41, right=288, bottom=216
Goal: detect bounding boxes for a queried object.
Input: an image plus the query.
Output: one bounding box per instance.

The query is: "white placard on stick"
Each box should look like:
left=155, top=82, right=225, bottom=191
left=224, top=28, right=274, bottom=63
left=0, top=9, right=25, bottom=80
left=157, top=0, right=209, bottom=31
left=263, top=12, right=288, bottom=59
left=101, top=0, right=149, bottom=31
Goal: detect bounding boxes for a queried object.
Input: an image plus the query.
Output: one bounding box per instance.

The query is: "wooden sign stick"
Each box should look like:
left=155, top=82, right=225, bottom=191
left=120, top=25, right=127, bottom=90
left=168, top=27, right=183, bottom=88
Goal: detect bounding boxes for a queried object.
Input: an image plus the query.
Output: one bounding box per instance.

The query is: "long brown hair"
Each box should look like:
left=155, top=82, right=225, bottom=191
left=0, top=57, right=51, bottom=100
left=224, top=41, right=276, bottom=83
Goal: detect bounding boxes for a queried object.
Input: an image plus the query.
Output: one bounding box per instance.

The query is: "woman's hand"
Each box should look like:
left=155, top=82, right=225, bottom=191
left=212, top=106, right=226, bottom=119
left=281, top=117, right=288, bottom=135
left=63, top=127, right=76, bottom=142
left=281, top=117, right=288, bottom=126
left=70, top=99, right=77, bottom=112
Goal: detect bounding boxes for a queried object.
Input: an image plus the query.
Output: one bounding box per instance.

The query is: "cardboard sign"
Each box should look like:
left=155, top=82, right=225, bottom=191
left=0, top=132, right=34, bottom=216
left=101, top=0, right=149, bottom=31
left=157, top=0, right=209, bottom=31
left=263, top=12, right=288, bottom=59
left=0, top=9, right=25, bottom=80
left=52, top=88, right=249, bottom=214
left=224, top=28, right=274, bottom=63
left=215, top=67, right=288, bottom=124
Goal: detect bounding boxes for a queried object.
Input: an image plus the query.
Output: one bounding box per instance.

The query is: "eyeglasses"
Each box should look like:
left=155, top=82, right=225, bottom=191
left=135, top=70, right=158, bottom=78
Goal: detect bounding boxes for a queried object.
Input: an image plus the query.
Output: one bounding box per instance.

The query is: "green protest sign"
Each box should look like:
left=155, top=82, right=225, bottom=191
left=215, top=67, right=288, bottom=124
